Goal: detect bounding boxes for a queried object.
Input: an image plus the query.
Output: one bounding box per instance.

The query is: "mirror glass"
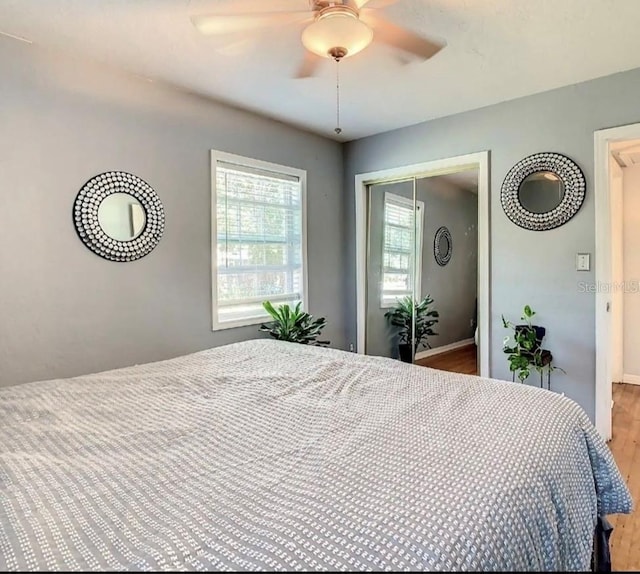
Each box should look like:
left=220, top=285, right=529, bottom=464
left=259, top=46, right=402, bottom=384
left=518, top=172, right=565, bottom=214
left=364, top=170, right=480, bottom=372
left=438, top=234, right=450, bottom=256
left=98, top=193, right=147, bottom=241
left=365, top=179, right=418, bottom=362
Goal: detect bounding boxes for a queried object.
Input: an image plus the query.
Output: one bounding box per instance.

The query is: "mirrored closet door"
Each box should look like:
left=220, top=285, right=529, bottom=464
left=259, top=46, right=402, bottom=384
left=364, top=170, right=479, bottom=374
left=365, top=178, right=421, bottom=363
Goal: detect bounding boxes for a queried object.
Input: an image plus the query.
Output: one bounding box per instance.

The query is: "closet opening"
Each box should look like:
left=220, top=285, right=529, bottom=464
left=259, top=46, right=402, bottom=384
left=354, top=152, right=490, bottom=377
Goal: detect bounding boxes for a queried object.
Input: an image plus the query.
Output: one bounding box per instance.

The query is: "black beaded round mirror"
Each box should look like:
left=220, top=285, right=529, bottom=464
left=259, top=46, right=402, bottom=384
left=501, top=152, right=585, bottom=231
left=73, top=172, right=165, bottom=262
left=434, top=226, right=452, bottom=266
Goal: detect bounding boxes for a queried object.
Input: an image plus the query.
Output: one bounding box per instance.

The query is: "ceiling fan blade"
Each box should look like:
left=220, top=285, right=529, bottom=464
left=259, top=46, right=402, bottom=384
left=191, top=12, right=311, bottom=36
left=364, top=13, right=446, bottom=60
left=295, top=51, right=324, bottom=78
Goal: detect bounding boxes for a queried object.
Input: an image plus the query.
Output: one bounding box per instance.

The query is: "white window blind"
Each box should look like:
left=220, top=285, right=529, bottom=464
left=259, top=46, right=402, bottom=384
left=381, top=193, right=423, bottom=308
left=212, top=153, right=306, bottom=329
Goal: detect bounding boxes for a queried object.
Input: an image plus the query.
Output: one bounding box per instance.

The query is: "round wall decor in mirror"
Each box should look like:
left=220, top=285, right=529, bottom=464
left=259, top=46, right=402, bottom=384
left=73, top=172, right=165, bottom=262
left=434, top=226, right=452, bottom=266
left=501, top=152, right=585, bottom=231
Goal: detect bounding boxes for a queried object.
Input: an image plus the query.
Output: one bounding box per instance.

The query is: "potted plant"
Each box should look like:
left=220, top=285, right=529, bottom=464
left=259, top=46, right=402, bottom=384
left=259, top=301, right=330, bottom=346
left=384, top=295, right=439, bottom=363
left=502, top=305, right=561, bottom=383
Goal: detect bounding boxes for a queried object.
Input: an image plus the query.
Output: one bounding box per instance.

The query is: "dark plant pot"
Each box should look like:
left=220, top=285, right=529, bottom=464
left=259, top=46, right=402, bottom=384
left=398, top=343, right=414, bottom=363
left=515, top=325, right=546, bottom=351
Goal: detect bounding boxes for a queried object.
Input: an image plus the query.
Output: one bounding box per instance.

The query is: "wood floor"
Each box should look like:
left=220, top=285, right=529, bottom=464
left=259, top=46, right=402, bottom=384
left=415, top=344, right=478, bottom=375
left=609, top=383, right=640, bottom=572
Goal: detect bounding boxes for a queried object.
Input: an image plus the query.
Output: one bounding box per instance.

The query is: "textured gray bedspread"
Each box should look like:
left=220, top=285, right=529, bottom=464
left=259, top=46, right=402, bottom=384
left=0, top=340, right=632, bottom=571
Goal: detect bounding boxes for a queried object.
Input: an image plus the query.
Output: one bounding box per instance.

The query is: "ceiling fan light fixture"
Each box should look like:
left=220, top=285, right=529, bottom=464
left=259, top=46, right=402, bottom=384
left=301, top=7, right=373, bottom=60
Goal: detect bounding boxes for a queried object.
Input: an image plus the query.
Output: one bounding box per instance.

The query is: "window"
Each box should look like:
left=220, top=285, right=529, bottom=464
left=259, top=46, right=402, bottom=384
left=381, top=192, right=423, bottom=308
left=211, top=151, right=307, bottom=330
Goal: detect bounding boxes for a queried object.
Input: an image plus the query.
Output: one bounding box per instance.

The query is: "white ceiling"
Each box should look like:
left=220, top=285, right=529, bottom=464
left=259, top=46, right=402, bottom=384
left=3, top=0, right=640, bottom=141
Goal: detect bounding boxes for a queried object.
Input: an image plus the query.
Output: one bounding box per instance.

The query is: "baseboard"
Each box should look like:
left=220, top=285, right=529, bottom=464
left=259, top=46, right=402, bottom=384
left=415, top=338, right=475, bottom=361
left=622, top=373, right=640, bottom=385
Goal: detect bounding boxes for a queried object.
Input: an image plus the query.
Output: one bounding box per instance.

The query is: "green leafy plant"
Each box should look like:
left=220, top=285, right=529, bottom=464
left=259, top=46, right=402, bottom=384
left=384, top=295, right=439, bottom=359
left=259, top=301, right=329, bottom=346
left=502, top=305, right=563, bottom=382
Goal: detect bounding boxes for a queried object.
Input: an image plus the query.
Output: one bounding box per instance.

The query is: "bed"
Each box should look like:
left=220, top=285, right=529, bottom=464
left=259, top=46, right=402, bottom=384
left=0, top=340, right=632, bottom=571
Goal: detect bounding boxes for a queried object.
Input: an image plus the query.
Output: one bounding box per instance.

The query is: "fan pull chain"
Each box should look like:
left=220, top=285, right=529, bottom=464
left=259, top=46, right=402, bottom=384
left=335, top=60, right=342, bottom=136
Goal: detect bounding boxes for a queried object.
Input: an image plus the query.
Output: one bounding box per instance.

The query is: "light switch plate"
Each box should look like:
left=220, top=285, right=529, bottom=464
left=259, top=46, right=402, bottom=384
left=576, top=253, right=590, bottom=271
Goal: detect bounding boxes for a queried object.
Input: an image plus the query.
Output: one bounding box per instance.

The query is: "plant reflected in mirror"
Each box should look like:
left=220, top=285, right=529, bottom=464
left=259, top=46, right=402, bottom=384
left=385, top=295, right=439, bottom=363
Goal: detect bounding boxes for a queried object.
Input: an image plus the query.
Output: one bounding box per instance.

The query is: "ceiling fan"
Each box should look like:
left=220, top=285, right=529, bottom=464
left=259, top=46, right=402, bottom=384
left=190, top=0, right=446, bottom=78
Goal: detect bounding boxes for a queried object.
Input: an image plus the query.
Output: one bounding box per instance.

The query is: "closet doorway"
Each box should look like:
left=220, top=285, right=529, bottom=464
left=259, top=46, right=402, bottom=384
left=355, top=152, right=490, bottom=377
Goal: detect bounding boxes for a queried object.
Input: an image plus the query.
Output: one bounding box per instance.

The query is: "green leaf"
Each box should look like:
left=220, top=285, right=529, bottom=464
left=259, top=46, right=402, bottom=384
left=259, top=301, right=330, bottom=346
left=262, top=300, right=279, bottom=320
left=502, top=304, right=564, bottom=380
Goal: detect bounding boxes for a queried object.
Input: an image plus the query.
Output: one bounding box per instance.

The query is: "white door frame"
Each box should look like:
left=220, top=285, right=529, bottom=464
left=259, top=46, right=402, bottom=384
left=594, top=122, right=640, bottom=440
left=354, top=151, right=491, bottom=378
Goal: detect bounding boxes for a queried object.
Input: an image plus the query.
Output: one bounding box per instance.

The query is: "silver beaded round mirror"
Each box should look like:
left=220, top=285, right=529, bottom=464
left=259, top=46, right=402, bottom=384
left=501, top=152, right=585, bottom=231
left=434, top=226, right=452, bottom=266
left=73, top=172, right=165, bottom=262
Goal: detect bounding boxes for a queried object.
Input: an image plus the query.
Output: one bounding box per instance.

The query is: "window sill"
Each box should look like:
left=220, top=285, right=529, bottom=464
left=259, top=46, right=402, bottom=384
left=212, top=315, right=270, bottom=332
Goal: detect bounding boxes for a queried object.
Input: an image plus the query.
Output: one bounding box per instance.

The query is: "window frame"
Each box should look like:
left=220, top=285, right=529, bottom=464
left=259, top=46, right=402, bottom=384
left=380, top=192, right=424, bottom=309
left=210, top=150, right=308, bottom=332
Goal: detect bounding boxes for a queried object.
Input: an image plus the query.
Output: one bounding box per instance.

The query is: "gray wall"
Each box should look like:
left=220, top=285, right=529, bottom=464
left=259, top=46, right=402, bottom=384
left=418, top=176, right=478, bottom=351
left=345, top=66, right=640, bottom=421
left=365, top=177, right=477, bottom=358
left=7, top=31, right=640, bottom=422
left=0, top=38, right=346, bottom=387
